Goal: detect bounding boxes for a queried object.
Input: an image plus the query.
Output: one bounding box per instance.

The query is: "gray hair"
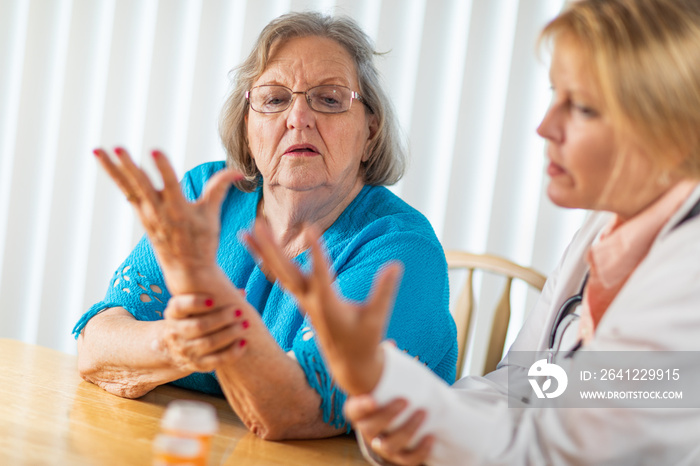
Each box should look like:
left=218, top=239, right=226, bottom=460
left=219, top=11, right=406, bottom=192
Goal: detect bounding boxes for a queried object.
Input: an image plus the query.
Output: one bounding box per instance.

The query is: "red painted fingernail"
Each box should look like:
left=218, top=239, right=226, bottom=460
left=92, top=149, right=101, bottom=157
left=205, top=298, right=214, bottom=307
left=114, top=147, right=125, bottom=156
left=242, top=320, right=249, bottom=329
left=234, top=309, right=242, bottom=317
left=239, top=339, right=247, bottom=348
left=151, top=150, right=160, bottom=159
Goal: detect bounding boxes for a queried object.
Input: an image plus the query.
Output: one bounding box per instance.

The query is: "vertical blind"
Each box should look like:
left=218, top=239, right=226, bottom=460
left=0, top=0, right=586, bottom=373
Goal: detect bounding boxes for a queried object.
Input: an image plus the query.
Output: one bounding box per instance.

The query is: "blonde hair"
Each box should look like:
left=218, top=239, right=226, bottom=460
left=219, top=12, right=406, bottom=192
left=540, top=0, right=700, bottom=178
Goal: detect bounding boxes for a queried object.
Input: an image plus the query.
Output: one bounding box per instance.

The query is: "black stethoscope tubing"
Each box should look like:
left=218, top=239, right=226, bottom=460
left=545, top=194, right=700, bottom=361
left=548, top=273, right=588, bottom=349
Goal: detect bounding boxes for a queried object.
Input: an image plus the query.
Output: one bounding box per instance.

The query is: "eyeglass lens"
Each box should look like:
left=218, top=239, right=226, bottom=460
left=249, top=85, right=354, bottom=114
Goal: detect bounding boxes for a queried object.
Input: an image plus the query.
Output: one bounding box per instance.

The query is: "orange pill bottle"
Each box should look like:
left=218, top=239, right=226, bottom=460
left=153, top=400, right=218, bottom=466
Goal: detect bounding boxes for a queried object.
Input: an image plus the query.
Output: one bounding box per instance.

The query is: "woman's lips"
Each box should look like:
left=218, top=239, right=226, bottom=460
left=284, top=144, right=320, bottom=157
left=546, top=161, right=566, bottom=177
left=284, top=151, right=319, bottom=157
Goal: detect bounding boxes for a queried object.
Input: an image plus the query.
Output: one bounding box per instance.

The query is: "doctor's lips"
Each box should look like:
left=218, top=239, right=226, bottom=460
left=283, top=144, right=320, bottom=156
left=546, top=159, right=567, bottom=177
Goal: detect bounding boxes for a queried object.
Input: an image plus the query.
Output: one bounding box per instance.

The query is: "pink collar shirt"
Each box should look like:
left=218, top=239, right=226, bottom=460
left=577, top=180, right=699, bottom=343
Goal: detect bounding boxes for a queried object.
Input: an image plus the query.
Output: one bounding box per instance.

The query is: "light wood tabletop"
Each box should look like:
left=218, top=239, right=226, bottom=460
left=0, top=338, right=368, bottom=465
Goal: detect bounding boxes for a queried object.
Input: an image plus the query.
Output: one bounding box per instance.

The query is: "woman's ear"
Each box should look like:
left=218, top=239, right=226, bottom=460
left=244, top=114, right=253, bottom=160
left=363, top=114, right=379, bottom=162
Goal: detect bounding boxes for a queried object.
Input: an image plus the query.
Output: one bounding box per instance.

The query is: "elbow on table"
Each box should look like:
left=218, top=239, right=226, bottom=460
left=76, top=337, right=98, bottom=383
left=78, top=366, right=155, bottom=399
left=240, top=409, right=341, bottom=441
left=77, top=346, right=154, bottom=399
left=243, top=416, right=290, bottom=441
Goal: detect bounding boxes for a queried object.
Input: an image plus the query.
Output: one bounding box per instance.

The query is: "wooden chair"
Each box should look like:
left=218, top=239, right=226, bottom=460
left=445, top=251, right=547, bottom=378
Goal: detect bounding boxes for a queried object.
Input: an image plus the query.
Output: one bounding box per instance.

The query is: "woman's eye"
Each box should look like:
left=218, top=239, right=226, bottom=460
left=265, top=96, right=286, bottom=105
left=564, top=99, right=598, bottom=118
left=572, top=103, right=598, bottom=118
left=316, top=94, right=341, bottom=108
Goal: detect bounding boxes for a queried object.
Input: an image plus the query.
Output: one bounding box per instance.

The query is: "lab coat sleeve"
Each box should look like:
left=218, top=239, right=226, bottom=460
left=361, top=210, right=700, bottom=466
left=368, top=343, right=519, bottom=466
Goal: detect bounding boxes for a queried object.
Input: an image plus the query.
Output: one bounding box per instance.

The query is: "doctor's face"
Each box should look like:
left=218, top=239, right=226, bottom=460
left=537, top=36, right=667, bottom=221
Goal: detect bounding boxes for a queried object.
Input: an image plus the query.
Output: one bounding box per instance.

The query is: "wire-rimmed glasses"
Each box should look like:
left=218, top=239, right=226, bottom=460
left=245, top=84, right=372, bottom=114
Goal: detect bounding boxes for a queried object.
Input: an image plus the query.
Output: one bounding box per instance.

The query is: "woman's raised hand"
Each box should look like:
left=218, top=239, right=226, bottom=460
left=93, top=147, right=242, bottom=294
left=243, top=221, right=404, bottom=395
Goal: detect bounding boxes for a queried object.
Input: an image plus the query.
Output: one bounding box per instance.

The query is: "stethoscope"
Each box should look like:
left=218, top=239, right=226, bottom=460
left=547, top=273, right=588, bottom=362
left=544, top=194, right=700, bottom=363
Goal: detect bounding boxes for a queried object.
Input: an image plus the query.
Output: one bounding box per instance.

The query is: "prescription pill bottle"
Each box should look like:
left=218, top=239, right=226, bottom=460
left=154, top=400, right=219, bottom=466
left=153, top=434, right=203, bottom=466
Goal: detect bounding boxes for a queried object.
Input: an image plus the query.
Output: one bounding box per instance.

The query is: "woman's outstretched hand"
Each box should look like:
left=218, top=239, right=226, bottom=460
left=243, top=221, right=404, bottom=395
left=93, top=147, right=242, bottom=294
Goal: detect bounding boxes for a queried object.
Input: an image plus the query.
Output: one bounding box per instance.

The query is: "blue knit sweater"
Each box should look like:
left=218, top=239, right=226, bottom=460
left=73, top=161, right=457, bottom=428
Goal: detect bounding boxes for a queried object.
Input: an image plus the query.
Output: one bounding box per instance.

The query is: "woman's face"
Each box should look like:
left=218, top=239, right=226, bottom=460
left=537, top=37, right=670, bottom=220
left=246, top=36, right=376, bottom=196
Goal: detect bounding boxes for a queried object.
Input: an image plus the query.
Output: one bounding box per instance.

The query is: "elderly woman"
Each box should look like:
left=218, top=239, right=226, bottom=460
left=73, top=12, right=457, bottom=440
left=248, top=0, right=700, bottom=463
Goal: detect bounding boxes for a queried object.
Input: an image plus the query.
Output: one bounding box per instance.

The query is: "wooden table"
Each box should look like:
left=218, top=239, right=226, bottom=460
left=0, top=339, right=368, bottom=465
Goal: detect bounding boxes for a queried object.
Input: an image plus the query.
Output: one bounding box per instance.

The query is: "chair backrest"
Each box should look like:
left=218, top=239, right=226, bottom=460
left=445, top=250, right=547, bottom=379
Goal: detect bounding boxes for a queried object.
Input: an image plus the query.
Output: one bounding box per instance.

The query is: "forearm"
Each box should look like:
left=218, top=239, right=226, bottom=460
left=366, top=343, right=505, bottom=466
left=77, top=307, right=190, bottom=398
left=215, top=317, right=344, bottom=440
left=157, top=265, right=342, bottom=439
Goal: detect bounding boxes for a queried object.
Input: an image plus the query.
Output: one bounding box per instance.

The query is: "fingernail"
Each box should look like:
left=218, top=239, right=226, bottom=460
left=92, top=149, right=101, bottom=157
left=205, top=298, right=214, bottom=307
left=234, top=309, right=242, bottom=317
left=114, top=147, right=125, bottom=156
left=242, top=320, right=249, bottom=329
left=239, top=339, right=247, bottom=348
left=151, top=150, right=160, bottom=159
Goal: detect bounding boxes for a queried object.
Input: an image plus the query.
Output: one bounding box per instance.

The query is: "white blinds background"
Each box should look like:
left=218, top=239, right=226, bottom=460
left=0, top=0, right=585, bottom=374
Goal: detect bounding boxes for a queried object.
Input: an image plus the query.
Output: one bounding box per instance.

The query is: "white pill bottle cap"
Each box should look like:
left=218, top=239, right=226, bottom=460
left=161, top=400, right=219, bottom=435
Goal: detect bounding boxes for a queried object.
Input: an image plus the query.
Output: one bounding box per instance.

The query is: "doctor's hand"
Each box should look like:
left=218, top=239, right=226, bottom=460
left=157, top=293, right=249, bottom=373
left=93, top=147, right=242, bottom=295
left=346, top=395, right=434, bottom=466
left=243, top=221, right=404, bottom=395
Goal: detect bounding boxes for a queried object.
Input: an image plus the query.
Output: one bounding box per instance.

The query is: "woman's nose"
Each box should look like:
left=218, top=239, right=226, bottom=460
left=286, top=94, right=315, bottom=130
left=537, top=105, right=562, bottom=143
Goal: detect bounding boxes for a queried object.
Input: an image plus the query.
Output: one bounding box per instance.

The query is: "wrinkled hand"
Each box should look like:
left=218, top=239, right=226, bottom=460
left=156, top=294, right=250, bottom=372
left=345, top=395, right=434, bottom=466
left=243, top=221, right=403, bottom=395
left=93, top=147, right=242, bottom=294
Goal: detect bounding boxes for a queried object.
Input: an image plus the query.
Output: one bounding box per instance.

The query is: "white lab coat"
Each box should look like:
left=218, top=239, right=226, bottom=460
left=362, top=187, right=700, bottom=466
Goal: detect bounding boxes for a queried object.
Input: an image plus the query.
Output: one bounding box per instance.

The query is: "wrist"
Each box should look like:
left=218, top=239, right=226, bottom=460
left=161, top=264, right=231, bottom=295
left=335, top=346, right=385, bottom=395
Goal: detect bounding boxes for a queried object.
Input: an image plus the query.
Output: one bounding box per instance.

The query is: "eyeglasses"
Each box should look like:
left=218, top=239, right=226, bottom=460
left=245, top=84, right=372, bottom=114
